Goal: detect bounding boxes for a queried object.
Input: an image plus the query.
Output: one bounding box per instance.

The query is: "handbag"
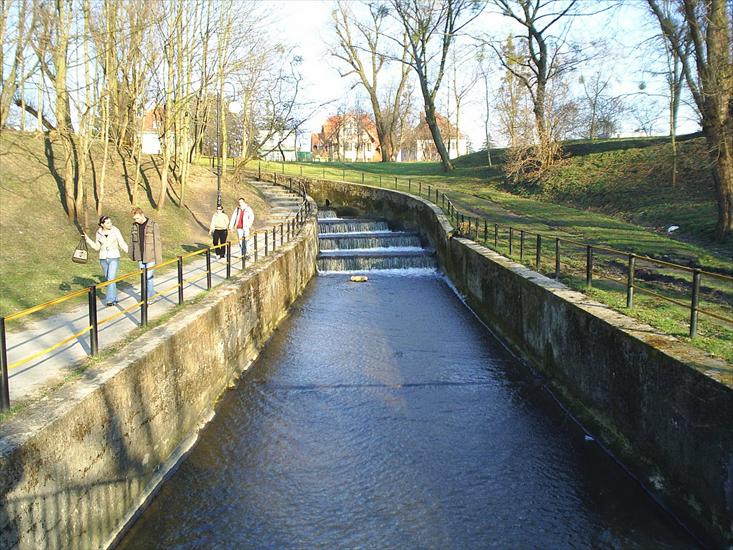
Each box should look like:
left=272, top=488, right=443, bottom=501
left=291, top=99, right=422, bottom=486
left=72, top=236, right=88, bottom=264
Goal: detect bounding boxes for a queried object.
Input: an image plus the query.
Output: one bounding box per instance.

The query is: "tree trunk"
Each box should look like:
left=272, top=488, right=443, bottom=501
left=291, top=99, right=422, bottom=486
left=706, top=126, right=733, bottom=238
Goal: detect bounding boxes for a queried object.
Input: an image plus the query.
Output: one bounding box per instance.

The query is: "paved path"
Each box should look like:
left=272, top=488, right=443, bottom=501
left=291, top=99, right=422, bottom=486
left=4, top=180, right=305, bottom=404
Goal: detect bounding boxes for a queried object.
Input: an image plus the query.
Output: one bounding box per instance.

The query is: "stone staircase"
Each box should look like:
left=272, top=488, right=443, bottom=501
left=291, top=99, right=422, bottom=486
left=317, top=209, right=436, bottom=272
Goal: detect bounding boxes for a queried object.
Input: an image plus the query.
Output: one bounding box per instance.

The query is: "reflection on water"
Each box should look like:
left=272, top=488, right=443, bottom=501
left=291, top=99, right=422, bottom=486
left=118, top=273, right=698, bottom=549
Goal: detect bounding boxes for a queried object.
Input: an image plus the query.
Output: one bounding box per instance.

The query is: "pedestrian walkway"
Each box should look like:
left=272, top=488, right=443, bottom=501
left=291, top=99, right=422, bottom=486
left=3, top=180, right=306, bottom=405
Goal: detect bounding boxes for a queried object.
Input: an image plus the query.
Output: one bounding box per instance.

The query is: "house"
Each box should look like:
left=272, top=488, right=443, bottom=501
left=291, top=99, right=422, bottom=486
left=139, top=109, right=163, bottom=155
left=311, top=113, right=382, bottom=162
left=259, top=130, right=298, bottom=161
left=399, top=112, right=467, bottom=161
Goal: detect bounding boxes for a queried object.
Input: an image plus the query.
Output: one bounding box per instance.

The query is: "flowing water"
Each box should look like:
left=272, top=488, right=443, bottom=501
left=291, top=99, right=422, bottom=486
left=118, top=271, right=698, bottom=549
left=117, top=212, right=698, bottom=548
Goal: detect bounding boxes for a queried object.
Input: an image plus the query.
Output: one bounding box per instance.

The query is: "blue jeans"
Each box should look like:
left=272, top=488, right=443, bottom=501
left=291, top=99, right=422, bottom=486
left=100, top=258, right=120, bottom=303
left=139, top=261, right=156, bottom=298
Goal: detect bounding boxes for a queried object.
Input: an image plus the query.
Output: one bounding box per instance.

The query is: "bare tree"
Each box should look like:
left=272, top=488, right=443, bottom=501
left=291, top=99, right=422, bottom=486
left=578, top=70, right=625, bottom=139
left=0, top=0, right=35, bottom=130
left=646, top=0, right=732, bottom=237
left=330, top=0, right=411, bottom=162
left=485, top=0, right=590, bottom=173
left=389, top=0, right=483, bottom=172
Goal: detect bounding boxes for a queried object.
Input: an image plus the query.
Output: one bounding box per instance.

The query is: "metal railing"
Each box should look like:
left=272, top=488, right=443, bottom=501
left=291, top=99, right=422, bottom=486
left=0, top=184, right=311, bottom=411
left=252, top=161, right=733, bottom=350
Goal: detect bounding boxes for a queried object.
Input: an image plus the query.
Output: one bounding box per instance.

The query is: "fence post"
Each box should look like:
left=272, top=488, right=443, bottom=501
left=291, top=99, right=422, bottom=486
left=419, top=181, right=422, bottom=195
left=88, top=286, right=98, bottom=356
left=536, top=234, right=542, bottom=270
left=443, top=193, right=446, bottom=209
left=258, top=161, right=261, bottom=180
left=206, top=248, right=212, bottom=289
left=468, top=217, right=471, bottom=234
left=177, top=256, right=184, bottom=305
left=555, top=238, right=560, bottom=280
left=520, top=230, right=525, bottom=262
left=494, top=224, right=499, bottom=249
left=254, top=232, right=258, bottom=262
left=361, top=172, right=364, bottom=184
left=408, top=178, right=411, bottom=192
left=265, top=231, right=269, bottom=256
left=484, top=220, right=488, bottom=244
left=272, top=227, right=276, bottom=250
left=280, top=223, right=284, bottom=246
left=141, top=268, right=148, bottom=327
left=242, top=237, right=248, bottom=269
left=343, top=168, right=346, bottom=180
left=226, top=242, right=232, bottom=279
left=625, top=254, right=635, bottom=308
left=509, top=227, right=513, bottom=256
left=475, top=218, right=480, bottom=241
left=586, top=245, right=593, bottom=288
left=0, top=317, right=9, bottom=410
left=300, top=165, right=303, bottom=176
left=690, top=269, right=701, bottom=338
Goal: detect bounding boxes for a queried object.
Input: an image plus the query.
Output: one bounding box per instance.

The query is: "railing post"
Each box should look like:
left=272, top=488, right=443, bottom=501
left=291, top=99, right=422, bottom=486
left=442, top=193, right=446, bottom=209
left=494, top=224, right=498, bottom=249
left=555, top=238, right=561, bottom=280
left=323, top=166, right=325, bottom=178
left=242, top=238, right=248, bottom=269
left=509, top=227, right=513, bottom=256
left=625, top=254, right=635, bottom=308
left=254, top=232, right=258, bottom=262
left=265, top=231, right=269, bottom=256
left=361, top=172, right=364, bottom=184
left=520, top=230, right=525, bottom=261
left=536, top=234, right=542, bottom=270
left=272, top=227, right=276, bottom=250
left=343, top=168, right=346, bottom=180
left=289, top=177, right=293, bottom=191
left=475, top=218, right=480, bottom=241
left=408, top=178, right=411, bottom=192
left=379, top=175, right=382, bottom=186
left=300, top=165, right=303, bottom=176
left=690, top=269, right=701, bottom=338
left=0, top=317, right=9, bottom=410
left=280, top=223, right=284, bottom=246
left=427, top=185, right=431, bottom=199
left=206, top=248, right=212, bottom=289
left=484, top=220, right=488, bottom=244
left=141, top=268, right=148, bottom=327
left=177, top=256, right=184, bottom=305
left=419, top=181, right=422, bottom=195
left=258, top=161, right=261, bottom=180
left=586, top=245, right=593, bottom=288
left=88, top=286, right=98, bottom=356
left=468, top=217, right=471, bottom=235
left=226, top=242, right=232, bottom=279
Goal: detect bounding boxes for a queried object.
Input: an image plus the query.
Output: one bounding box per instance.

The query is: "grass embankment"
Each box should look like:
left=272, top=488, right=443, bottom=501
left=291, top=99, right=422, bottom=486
left=0, top=131, right=268, bottom=318
left=254, top=136, right=733, bottom=364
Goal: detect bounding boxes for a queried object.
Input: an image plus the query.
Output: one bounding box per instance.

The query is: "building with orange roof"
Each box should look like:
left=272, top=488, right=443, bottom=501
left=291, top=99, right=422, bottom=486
left=311, top=113, right=382, bottom=162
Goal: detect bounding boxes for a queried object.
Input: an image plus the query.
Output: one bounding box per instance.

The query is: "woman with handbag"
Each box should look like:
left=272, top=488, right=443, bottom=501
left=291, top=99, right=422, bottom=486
left=83, top=215, right=129, bottom=306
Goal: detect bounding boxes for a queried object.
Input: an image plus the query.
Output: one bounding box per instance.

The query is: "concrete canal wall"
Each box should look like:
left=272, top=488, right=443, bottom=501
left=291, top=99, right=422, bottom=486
left=0, top=214, right=319, bottom=549
left=288, top=174, right=733, bottom=548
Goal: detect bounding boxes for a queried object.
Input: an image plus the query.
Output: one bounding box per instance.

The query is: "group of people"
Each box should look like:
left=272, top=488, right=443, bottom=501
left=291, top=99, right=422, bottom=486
left=81, top=198, right=254, bottom=306
left=208, top=197, right=255, bottom=259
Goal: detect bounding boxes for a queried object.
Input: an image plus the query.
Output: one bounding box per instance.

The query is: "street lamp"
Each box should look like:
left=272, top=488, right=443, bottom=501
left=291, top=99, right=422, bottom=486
left=215, top=83, right=242, bottom=207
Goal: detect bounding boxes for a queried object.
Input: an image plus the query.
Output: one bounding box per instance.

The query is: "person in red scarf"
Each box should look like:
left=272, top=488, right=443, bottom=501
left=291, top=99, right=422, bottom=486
left=228, top=197, right=255, bottom=256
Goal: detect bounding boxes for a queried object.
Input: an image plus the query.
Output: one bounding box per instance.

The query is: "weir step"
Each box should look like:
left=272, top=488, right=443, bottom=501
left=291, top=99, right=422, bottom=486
left=319, top=232, right=422, bottom=250
left=318, top=219, right=390, bottom=234
left=317, top=250, right=436, bottom=272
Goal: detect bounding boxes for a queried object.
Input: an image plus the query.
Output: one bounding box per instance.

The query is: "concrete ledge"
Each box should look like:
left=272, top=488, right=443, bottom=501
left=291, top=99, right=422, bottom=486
left=288, top=175, right=733, bottom=547
left=0, top=215, right=318, bottom=549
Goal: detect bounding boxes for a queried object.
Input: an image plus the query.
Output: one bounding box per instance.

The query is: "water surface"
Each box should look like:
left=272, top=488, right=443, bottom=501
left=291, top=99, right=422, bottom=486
left=119, top=273, right=697, bottom=549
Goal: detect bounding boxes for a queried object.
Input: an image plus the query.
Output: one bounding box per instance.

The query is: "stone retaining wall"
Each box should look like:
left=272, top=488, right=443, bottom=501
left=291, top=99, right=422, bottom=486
left=0, top=213, right=318, bottom=549
left=283, top=174, right=733, bottom=548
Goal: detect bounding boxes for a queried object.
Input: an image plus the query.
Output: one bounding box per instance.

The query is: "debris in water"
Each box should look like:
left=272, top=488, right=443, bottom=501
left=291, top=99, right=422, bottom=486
left=584, top=434, right=594, bottom=442
left=350, top=275, right=368, bottom=283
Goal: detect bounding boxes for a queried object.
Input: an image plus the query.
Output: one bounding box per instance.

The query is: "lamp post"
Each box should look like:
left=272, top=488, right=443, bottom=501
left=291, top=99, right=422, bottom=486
left=215, top=83, right=242, bottom=207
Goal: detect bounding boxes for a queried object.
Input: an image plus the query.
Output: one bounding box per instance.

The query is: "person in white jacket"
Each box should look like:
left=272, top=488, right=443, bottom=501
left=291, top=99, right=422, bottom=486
left=228, top=197, right=255, bottom=256
left=83, top=215, right=129, bottom=306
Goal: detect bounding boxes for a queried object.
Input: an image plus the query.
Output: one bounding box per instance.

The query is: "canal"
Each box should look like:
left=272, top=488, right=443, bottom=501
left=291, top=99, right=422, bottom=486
left=118, top=272, right=697, bottom=548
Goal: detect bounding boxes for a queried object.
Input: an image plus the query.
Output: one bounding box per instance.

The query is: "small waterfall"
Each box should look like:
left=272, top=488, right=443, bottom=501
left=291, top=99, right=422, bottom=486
left=318, top=220, right=390, bottom=234
left=319, top=232, right=423, bottom=250
left=316, top=208, right=436, bottom=273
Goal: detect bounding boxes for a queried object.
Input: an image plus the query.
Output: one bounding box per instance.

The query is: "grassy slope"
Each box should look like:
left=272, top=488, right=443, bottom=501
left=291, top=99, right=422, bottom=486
left=256, top=137, right=733, bottom=363
left=0, top=131, right=268, bottom=317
